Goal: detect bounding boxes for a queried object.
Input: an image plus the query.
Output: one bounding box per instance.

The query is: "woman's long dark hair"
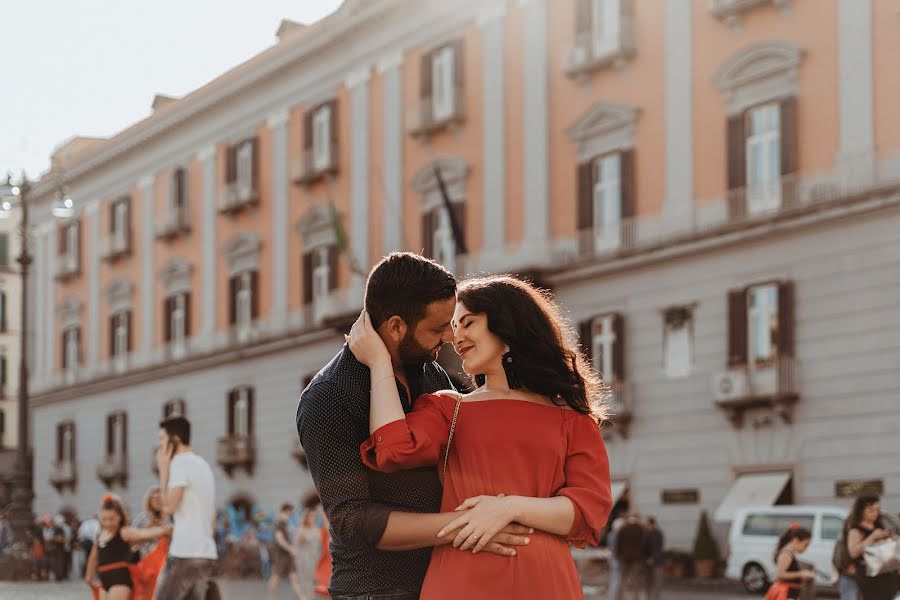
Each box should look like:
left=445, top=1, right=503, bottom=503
left=456, top=275, right=607, bottom=421
left=846, top=494, right=883, bottom=532
left=773, top=526, right=811, bottom=561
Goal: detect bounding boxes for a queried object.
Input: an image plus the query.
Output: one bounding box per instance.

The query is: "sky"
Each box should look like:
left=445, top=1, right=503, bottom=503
left=1, top=0, right=344, bottom=180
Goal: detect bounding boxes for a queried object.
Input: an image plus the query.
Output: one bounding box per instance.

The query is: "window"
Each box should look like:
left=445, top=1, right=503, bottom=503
left=0, top=291, right=6, bottom=332
left=229, top=271, right=258, bottom=329
left=581, top=313, right=625, bottom=383
left=57, top=421, right=76, bottom=464
left=225, top=139, right=258, bottom=192
left=0, top=354, right=6, bottom=393
left=109, top=311, right=131, bottom=358
left=591, top=0, right=621, bottom=56
left=236, top=141, right=254, bottom=188
left=66, top=222, right=79, bottom=255
left=742, top=513, right=814, bottom=537
left=748, top=284, right=779, bottom=367
left=112, top=198, right=129, bottom=237
left=302, top=246, right=337, bottom=306
left=105, top=411, right=127, bottom=458
left=164, top=292, right=191, bottom=344
left=727, top=281, right=794, bottom=369
left=163, top=399, right=186, bottom=419
left=593, top=154, right=622, bottom=248
left=663, top=307, right=693, bottom=378
left=227, top=386, right=255, bottom=438
left=312, top=247, right=330, bottom=304
left=62, top=326, right=81, bottom=370
left=0, top=233, right=8, bottom=268
left=576, top=147, right=635, bottom=254
left=312, top=104, right=332, bottom=172
left=433, top=207, right=456, bottom=272
left=821, top=516, right=843, bottom=541
left=173, top=167, right=187, bottom=213
left=746, top=104, right=781, bottom=213
left=432, top=45, right=456, bottom=122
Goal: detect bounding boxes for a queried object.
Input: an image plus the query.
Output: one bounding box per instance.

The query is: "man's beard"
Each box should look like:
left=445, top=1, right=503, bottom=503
left=397, top=331, right=440, bottom=364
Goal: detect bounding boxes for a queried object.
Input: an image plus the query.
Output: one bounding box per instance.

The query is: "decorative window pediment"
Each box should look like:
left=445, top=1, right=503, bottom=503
left=57, top=296, right=84, bottom=330
left=158, top=257, right=194, bottom=296
left=221, top=231, right=261, bottom=277
left=295, top=203, right=342, bottom=250
left=411, top=155, right=469, bottom=212
left=567, top=101, right=639, bottom=162
left=714, top=40, right=804, bottom=115
left=105, top=279, right=135, bottom=314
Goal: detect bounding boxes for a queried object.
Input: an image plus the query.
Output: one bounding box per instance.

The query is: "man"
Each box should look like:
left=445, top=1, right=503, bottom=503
left=75, top=514, right=100, bottom=578
left=155, top=415, right=218, bottom=599
left=615, top=512, right=648, bottom=600
left=642, top=517, right=664, bottom=600
left=297, top=252, right=531, bottom=600
left=267, top=503, right=307, bottom=600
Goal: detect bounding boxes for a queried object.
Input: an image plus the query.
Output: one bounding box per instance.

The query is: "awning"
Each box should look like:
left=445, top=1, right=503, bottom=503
left=714, top=472, right=791, bottom=522
left=610, top=481, right=628, bottom=504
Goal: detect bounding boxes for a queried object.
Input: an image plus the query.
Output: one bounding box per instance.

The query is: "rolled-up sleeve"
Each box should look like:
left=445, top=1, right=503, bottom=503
left=297, top=381, right=391, bottom=548
left=556, top=413, right=613, bottom=548
left=360, top=394, right=451, bottom=473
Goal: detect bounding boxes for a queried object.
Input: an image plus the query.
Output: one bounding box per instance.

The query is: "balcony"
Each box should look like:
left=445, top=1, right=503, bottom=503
left=602, top=381, right=634, bottom=439
left=101, top=230, right=131, bottom=262
left=407, top=84, right=465, bottom=138
left=49, top=459, right=77, bottom=492
left=155, top=208, right=191, bottom=241
left=712, top=357, right=799, bottom=428
left=709, top=0, right=790, bottom=28
left=291, top=144, right=339, bottom=186
left=218, top=181, right=259, bottom=215
left=54, top=253, right=80, bottom=280
left=564, top=24, right=636, bottom=80
left=216, top=434, right=255, bottom=476
left=96, top=453, right=128, bottom=487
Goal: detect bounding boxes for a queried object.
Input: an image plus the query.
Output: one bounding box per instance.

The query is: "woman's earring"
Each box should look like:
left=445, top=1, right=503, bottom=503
left=501, top=346, right=520, bottom=389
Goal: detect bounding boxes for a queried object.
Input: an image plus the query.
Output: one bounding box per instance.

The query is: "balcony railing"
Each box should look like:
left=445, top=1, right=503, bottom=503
left=603, top=381, right=634, bottom=438
left=96, top=453, right=128, bottom=487
left=713, top=356, right=800, bottom=428
left=218, top=180, right=259, bottom=215
left=407, top=85, right=465, bottom=138
left=54, top=253, right=80, bottom=280
left=216, top=434, right=256, bottom=476
left=155, top=208, right=191, bottom=241
left=564, top=22, right=636, bottom=79
left=100, top=230, right=131, bottom=262
left=49, top=459, right=77, bottom=491
left=291, top=144, right=339, bottom=185
left=573, top=162, right=900, bottom=264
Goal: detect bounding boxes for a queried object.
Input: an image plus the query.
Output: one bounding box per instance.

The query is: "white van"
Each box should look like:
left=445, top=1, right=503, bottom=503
left=724, top=506, right=847, bottom=593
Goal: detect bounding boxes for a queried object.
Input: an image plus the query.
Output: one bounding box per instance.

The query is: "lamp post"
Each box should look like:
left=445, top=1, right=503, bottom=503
left=0, top=174, right=73, bottom=578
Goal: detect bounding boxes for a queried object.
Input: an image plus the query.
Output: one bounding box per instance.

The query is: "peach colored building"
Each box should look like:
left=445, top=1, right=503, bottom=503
left=26, top=0, right=900, bottom=555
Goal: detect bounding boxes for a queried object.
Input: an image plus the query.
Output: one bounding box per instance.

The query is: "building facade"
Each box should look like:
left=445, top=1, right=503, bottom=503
left=27, top=0, right=900, bottom=549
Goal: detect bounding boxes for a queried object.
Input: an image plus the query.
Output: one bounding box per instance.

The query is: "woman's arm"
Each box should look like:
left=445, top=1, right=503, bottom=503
left=275, top=528, right=295, bottom=554
left=847, top=527, right=889, bottom=559
left=120, top=524, right=172, bottom=544
left=774, top=551, right=813, bottom=581
left=346, top=311, right=405, bottom=433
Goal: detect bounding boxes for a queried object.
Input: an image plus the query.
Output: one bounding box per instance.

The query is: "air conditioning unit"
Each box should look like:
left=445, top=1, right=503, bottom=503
left=712, top=370, right=748, bottom=402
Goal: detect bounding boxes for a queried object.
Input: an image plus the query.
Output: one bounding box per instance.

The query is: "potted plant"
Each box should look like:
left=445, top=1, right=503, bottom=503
left=692, top=510, right=720, bottom=578
left=663, top=549, right=692, bottom=578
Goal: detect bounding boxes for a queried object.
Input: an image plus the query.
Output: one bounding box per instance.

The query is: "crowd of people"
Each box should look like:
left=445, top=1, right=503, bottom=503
left=604, top=514, right=665, bottom=600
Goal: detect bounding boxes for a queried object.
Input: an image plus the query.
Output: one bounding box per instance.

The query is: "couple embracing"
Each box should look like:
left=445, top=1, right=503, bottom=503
left=297, top=252, right=613, bottom=600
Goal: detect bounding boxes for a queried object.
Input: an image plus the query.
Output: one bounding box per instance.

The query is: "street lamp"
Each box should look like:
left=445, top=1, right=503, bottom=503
left=0, top=174, right=73, bottom=578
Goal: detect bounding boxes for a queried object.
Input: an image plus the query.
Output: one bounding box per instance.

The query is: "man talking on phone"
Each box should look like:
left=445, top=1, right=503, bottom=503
left=154, top=416, right=218, bottom=599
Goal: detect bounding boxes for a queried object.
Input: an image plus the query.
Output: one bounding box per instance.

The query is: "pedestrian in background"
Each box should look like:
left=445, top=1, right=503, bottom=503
left=606, top=517, right=625, bottom=600
left=267, top=503, right=308, bottom=600
left=642, top=517, right=664, bottom=600
left=844, top=494, right=898, bottom=600
left=764, top=525, right=813, bottom=600
left=616, top=513, right=649, bottom=600
left=77, top=515, right=101, bottom=578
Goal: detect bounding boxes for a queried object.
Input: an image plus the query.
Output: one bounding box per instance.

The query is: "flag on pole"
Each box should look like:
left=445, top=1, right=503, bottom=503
left=433, top=165, right=467, bottom=255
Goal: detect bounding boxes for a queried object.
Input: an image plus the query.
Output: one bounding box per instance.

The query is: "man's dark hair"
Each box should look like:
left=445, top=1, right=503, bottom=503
left=159, top=416, right=191, bottom=446
left=364, top=252, right=456, bottom=329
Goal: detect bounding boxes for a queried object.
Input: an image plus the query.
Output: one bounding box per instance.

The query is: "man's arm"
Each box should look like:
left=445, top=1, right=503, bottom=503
left=156, top=449, right=185, bottom=516
left=298, top=382, right=528, bottom=554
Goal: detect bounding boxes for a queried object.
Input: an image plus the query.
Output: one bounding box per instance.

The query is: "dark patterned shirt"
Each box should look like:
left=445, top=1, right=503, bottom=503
left=296, top=344, right=452, bottom=595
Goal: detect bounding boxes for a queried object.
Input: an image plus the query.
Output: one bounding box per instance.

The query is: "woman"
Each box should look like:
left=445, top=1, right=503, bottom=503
left=764, top=526, right=814, bottom=600
left=84, top=494, right=170, bottom=600
left=350, top=275, right=613, bottom=599
left=845, top=494, right=897, bottom=600
left=129, top=487, right=170, bottom=600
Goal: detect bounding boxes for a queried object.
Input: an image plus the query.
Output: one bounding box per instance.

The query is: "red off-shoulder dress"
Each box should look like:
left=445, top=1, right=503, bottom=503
left=360, top=394, right=612, bottom=600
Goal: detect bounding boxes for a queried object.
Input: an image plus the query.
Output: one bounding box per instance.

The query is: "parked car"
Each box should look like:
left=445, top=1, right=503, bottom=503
left=724, top=506, right=848, bottom=593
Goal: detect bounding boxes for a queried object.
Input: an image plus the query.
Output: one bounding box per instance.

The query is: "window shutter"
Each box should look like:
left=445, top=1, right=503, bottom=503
left=126, top=311, right=132, bottom=353
left=612, top=313, right=625, bottom=381
left=121, top=412, right=128, bottom=457
left=61, top=331, right=67, bottom=370
left=76, top=327, right=82, bottom=363
left=0, top=291, right=6, bottom=332
left=0, top=233, right=9, bottom=267
left=579, top=319, right=593, bottom=365
left=106, top=414, right=114, bottom=456
left=58, top=225, right=67, bottom=255
left=124, top=196, right=133, bottom=250
left=302, top=252, right=314, bottom=305
left=229, top=276, right=237, bottom=325
left=620, top=150, right=636, bottom=247
left=329, top=101, right=339, bottom=158
left=328, top=246, right=339, bottom=291
left=226, top=145, right=237, bottom=183
left=109, top=201, right=116, bottom=234
left=577, top=162, right=594, bottom=254
left=109, top=315, right=116, bottom=357
left=56, top=424, right=64, bottom=462
left=74, top=221, right=82, bottom=266
left=420, top=50, right=433, bottom=100
left=779, top=97, right=798, bottom=207
left=727, top=289, right=749, bottom=367
left=164, top=297, right=173, bottom=343
left=777, top=281, right=795, bottom=357
left=70, top=423, right=76, bottom=463
left=250, top=270, right=259, bottom=319
left=303, top=110, right=314, bottom=152
left=0, top=356, right=6, bottom=388
left=727, top=113, right=748, bottom=219
left=176, top=167, right=186, bottom=208
left=247, top=387, right=255, bottom=436
left=575, top=0, right=592, bottom=36
left=451, top=203, right=466, bottom=256
left=452, top=40, right=464, bottom=90
left=227, top=389, right=236, bottom=435
left=250, top=138, right=259, bottom=190
left=422, top=211, right=435, bottom=258
left=184, top=292, right=192, bottom=338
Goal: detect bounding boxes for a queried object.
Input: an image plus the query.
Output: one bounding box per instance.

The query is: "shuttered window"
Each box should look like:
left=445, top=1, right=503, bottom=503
left=227, top=386, right=255, bottom=437
left=580, top=313, right=625, bottom=382
left=727, top=281, right=795, bottom=368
